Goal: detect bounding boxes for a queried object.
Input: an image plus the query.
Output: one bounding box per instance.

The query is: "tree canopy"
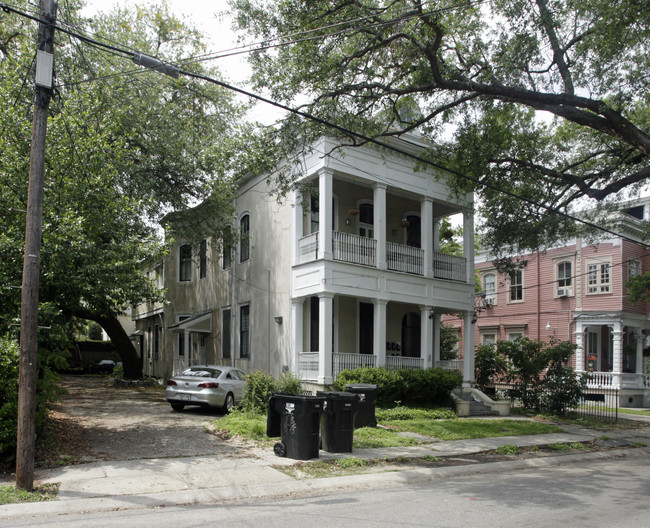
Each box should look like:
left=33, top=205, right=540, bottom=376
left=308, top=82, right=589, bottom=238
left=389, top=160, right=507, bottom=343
left=1, top=1, right=243, bottom=377
left=230, top=0, right=650, bottom=258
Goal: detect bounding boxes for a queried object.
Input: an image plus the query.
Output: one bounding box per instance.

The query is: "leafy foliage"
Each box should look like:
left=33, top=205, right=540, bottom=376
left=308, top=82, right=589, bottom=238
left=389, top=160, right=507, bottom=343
left=479, top=338, right=586, bottom=415
left=333, top=367, right=462, bottom=407
left=231, top=0, right=650, bottom=258
left=241, top=370, right=303, bottom=414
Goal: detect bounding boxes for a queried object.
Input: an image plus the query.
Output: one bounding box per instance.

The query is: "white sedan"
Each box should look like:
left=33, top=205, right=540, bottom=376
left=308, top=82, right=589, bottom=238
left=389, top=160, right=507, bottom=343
left=165, top=365, right=246, bottom=413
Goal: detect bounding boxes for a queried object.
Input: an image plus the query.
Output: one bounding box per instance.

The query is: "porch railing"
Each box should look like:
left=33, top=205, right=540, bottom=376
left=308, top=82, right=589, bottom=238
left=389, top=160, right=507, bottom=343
left=585, top=371, right=614, bottom=388
left=298, top=232, right=319, bottom=264
left=432, top=251, right=467, bottom=282
left=333, top=353, right=377, bottom=373
left=333, top=232, right=376, bottom=267
left=386, top=242, right=423, bottom=275
left=298, top=352, right=319, bottom=381
left=436, top=359, right=463, bottom=371
left=386, top=355, right=424, bottom=370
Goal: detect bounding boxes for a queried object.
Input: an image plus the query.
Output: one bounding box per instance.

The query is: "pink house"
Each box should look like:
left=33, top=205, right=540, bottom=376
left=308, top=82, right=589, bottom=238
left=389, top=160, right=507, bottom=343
left=446, top=200, right=650, bottom=408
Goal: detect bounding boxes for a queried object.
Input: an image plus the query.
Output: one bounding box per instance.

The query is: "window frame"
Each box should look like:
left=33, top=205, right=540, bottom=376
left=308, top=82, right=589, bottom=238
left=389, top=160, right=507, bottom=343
left=222, top=308, right=231, bottom=359
left=508, top=269, right=524, bottom=303
left=199, top=239, right=207, bottom=279
left=586, top=258, right=611, bottom=294
left=239, top=213, right=250, bottom=263
left=179, top=244, right=193, bottom=282
left=628, top=259, right=642, bottom=281
left=555, top=259, right=574, bottom=297
left=239, top=304, right=250, bottom=359
left=482, top=272, right=497, bottom=305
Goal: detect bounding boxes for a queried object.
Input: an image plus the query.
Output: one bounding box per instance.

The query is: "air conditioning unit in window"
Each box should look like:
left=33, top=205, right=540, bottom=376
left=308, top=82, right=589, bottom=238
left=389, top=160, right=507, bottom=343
left=484, top=298, right=494, bottom=308
left=557, top=288, right=572, bottom=297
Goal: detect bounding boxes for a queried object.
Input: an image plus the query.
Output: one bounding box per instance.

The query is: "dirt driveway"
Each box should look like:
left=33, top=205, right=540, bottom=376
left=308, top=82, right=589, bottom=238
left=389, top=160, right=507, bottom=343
left=48, top=375, right=244, bottom=463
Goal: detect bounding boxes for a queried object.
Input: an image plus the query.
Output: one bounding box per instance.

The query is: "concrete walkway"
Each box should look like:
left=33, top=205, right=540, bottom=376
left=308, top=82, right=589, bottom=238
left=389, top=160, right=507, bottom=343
left=1, top=419, right=649, bottom=521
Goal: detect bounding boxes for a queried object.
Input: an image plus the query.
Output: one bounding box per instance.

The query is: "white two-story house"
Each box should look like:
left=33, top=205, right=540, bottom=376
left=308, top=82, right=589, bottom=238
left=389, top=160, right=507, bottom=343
left=132, top=136, right=476, bottom=390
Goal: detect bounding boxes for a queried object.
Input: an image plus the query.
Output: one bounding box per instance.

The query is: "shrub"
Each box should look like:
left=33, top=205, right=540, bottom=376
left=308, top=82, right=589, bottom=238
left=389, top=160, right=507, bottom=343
left=333, top=367, right=461, bottom=407
left=474, top=344, right=507, bottom=392
left=241, top=370, right=303, bottom=414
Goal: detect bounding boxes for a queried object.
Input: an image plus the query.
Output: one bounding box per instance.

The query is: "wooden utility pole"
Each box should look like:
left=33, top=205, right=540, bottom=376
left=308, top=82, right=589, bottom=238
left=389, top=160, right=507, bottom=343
left=16, top=0, right=57, bottom=491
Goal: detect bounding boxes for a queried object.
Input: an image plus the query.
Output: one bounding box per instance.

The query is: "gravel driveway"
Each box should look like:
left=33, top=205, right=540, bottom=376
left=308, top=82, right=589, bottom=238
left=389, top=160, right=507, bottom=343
left=53, top=375, right=245, bottom=463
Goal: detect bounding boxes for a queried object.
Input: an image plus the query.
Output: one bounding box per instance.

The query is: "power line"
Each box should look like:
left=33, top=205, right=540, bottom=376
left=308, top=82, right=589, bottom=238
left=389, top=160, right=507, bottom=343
left=2, top=0, right=646, bottom=247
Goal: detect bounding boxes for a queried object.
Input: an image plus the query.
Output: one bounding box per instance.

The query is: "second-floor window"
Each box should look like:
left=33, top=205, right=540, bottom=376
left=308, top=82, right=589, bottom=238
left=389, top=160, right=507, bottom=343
left=629, top=259, right=642, bottom=280
left=179, top=244, right=192, bottom=282
left=358, top=202, right=374, bottom=238
left=240, top=214, right=250, bottom=262
left=483, top=273, right=496, bottom=304
left=557, top=261, right=572, bottom=296
left=587, top=261, right=611, bottom=294
left=199, top=239, right=207, bottom=279
left=509, top=269, right=523, bottom=302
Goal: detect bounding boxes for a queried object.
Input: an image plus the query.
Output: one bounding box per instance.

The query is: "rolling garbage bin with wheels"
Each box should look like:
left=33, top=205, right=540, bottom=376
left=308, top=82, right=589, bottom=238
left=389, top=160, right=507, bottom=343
left=267, top=393, right=324, bottom=460
left=317, top=391, right=358, bottom=453
left=345, top=383, right=378, bottom=428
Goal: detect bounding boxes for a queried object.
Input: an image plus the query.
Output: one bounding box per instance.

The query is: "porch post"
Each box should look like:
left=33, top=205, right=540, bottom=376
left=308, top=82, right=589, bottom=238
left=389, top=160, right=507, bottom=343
left=421, top=199, right=433, bottom=278
left=374, top=183, right=387, bottom=270
left=291, top=189, right=303, bottom=266
left=636, top=328, right=644, bottom=375
left=420, top=305, right=433, bottom=369
left=373, top=300, right=387, bottom=367
left=433, top=313, right=441, bottom=367
left=574, top=320, right=585, bottom=371
left=463, top=208, right=474, bottom=285
left=612, top=321, right=623, bottom=389
left=291, top=300, right=303, bottom=376
left=184, top=331, right=191, bottom=367
left=318, top=293, right=334, bottom=385
left=318, top=169, right=333, bottom=261
left=462, top=311, right=475, bottom=387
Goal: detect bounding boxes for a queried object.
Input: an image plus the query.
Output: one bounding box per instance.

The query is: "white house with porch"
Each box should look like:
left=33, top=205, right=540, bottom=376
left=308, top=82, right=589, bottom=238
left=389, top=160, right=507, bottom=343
left=132, top=136, right=476, bottom=389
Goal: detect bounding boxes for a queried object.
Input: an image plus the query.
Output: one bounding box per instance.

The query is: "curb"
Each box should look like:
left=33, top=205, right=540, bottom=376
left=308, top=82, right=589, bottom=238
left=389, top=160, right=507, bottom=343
left=1, top=446, right=648, bottom=521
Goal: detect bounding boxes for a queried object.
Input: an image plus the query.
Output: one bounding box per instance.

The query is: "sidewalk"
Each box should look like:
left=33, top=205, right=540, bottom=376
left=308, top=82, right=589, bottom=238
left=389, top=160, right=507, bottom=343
left=1, top=420, right=649, bottom=521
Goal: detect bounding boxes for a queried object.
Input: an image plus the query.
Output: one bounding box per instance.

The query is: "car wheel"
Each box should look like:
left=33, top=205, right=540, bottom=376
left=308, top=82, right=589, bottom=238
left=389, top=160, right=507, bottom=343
left=170, top=403, right=185, bottom=412
left=222, top=392, right=235, bottom=413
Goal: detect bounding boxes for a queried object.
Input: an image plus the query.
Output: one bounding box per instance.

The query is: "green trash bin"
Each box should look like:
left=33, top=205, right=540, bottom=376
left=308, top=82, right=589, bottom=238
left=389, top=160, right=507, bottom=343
left=317, top=391, right=358, bottom=453
left=345, top=383, right=378, bottom=428
left=267, top=394, right=324, bottom=460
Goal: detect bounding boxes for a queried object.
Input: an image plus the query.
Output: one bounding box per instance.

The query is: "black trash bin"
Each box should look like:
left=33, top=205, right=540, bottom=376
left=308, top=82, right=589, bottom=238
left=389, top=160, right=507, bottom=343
left=267, top=394, right=324, bottom=460
left=345, top=383, right=378, bottom=428
left=317, top=391, right=358, bottom=453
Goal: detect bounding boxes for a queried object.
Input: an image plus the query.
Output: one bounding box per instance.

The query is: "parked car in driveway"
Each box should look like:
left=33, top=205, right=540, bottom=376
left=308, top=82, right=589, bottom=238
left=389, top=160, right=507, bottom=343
left=91, top=359, right=116, bottom=374
left=165, top=365, right=246, bottom=413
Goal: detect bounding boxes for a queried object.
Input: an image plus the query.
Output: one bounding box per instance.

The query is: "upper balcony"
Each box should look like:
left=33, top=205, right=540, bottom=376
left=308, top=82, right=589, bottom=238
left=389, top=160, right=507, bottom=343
left=298, top=231, right=467, bottom=283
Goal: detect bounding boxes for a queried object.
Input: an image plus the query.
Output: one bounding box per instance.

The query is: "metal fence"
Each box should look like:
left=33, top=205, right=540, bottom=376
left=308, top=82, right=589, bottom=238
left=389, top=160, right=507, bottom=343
left=488, top=382, right=619, bottom=421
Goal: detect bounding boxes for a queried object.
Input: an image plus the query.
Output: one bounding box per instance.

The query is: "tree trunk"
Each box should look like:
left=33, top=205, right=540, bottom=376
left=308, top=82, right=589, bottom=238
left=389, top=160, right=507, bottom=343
left=97, top=314, right=142, bottom=379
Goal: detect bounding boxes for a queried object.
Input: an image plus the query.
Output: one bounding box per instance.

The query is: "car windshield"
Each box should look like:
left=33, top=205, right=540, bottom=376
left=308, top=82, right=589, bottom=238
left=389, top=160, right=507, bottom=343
left=181, top=368, right=221, bottom=378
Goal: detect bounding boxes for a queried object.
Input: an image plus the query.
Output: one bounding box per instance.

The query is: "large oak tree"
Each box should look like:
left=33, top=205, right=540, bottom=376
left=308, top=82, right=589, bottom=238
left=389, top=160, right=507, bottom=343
left=1, top=1, right=242, bottom=377
left=231, top=0, right=650, bottom=259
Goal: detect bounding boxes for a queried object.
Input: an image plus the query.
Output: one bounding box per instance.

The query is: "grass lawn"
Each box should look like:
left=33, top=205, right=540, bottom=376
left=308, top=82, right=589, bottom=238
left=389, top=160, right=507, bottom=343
left=215, top=407, right=563, bottom=448
left=0, top=483, right=59, bottom=505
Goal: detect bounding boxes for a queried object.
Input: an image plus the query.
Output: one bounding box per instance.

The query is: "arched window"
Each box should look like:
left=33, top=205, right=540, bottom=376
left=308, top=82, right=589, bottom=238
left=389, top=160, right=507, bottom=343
left=240, top=213, right=250, bottom=262
left=358, top=202, right=374, bottom=238
left=483, top=273, right=496, bottom=304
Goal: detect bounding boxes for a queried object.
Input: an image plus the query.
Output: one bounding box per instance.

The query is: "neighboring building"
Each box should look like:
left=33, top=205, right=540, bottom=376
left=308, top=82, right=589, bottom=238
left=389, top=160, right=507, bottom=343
left=132, top=136, right=476, bottom=390
left=447, top=199, right=650, bottom=407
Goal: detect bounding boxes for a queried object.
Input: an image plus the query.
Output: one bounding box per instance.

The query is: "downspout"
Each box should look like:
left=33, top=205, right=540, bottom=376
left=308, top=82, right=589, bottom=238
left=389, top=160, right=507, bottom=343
left=231, top=199, right=237, bottom=368
left=537, top=251, right=541, bottom=341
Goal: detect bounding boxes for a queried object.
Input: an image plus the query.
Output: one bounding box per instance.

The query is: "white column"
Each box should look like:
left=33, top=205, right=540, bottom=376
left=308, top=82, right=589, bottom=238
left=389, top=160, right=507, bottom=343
left=421, top=199, right=433, bottom=278
left=291, top=189, right=303, bottom=266
left=318, top=169, right=333, bottom=261
left=291, top=300, right=303, bottom=376
left=575, top=320, right=585, bottom=371
left=462, top=311, right=475, bottom=387
left=420, top=306, right=433, bottom=369
left=374, top=183, right=387, bottom=270
left=318, top=293, right=334, bottom=385
left=463, top=208, right=474, bottom=285
left=433, top=313, right=441, bottom=367
left=612, top=322, right=623, bottom=374
left=373, top=300, right=387, bottom=367
left=636, top=329, right=644, bottom=374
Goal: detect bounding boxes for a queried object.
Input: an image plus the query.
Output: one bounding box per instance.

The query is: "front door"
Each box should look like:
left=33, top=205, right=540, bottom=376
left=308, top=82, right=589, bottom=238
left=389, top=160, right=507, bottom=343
left=359, top=302, right=374, bottom=355
left=401, top=312, right=421, bottom=358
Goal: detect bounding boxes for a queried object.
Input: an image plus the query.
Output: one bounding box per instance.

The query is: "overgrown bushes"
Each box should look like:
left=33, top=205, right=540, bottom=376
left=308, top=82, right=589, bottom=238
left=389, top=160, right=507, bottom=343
left=241, top=370, right=303, bottom=414
left=474, top=338, right=587, bottom=415
left=0, top=335, right=65, bottom=465
left=333, top=367, right=462, bottom=407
